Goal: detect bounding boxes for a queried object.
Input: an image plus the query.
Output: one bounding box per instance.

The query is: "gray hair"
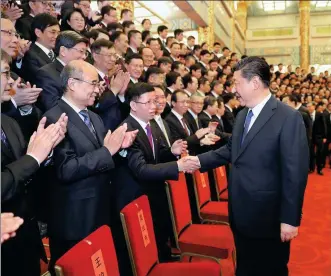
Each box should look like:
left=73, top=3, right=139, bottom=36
left=60, top=63, right=84, bottom=92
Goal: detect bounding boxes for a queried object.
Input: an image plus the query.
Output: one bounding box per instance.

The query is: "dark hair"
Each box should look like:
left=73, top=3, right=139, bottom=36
left=146, top=38, right=161, bottom=47
left=217, top=96, right=224, bottom=107
left=171, top=61, right=183, bottom=71
left=288, top=94, right=298, bottom=105
left=203, top=96, right=217, bottom=110
left=187, top=36, right=195, bottom=41
left=122, top=20, right=134, bottom=30
left=157, top=57, right=172, bottom=66
left=85, top=28, right=109, bottom=41
left=166, top=72, right=181, bottom=87
left=170, top=42, right=180, bottom=49
left=127, top=82, right=155, bottom=103
left=61, top=8, right=86, bottom=33
left=209, top=58, right=219, bottom=64
left=174, top=29, right=183, bottom=37
left=199, top=77, right=208, bottom=87
left=222, top=93, right=235, bottom=104
left=121, top=8, right=132, bottom=19
left=241, top=55, right=248, bottom=59
left=224, top=81, right=232, bottom=89
left=31, top=13, right=59, bottom=42
left=142, top=18, right=151, bottom=26
left=171, top=89, right=188, bottom=103
left=222, top=47, right=229, bottom=52
left=233, top=56, right=271, bottom=88
left=230, top=52, right=237, bottom=58
left=142, top=30, right=150, bottom=42
left=101, top=5, right=116, bottom=18
left=211, top=80, right=221, bottom=90
left=145, top=66, right=164, bottom=82
left=166, top=36, right=175, bottom=47
left=109, top=31, right=124, bottom=42
left=213, top=42, right=221, bottom=47
left=182, top=73, right=194, bottom=89
left=200, top=50, right=210, bottom=57
left=54, top=30, right=88, bottom=56
left=125, top=53, right=143, bottom=64
left=90, top=39, right=113, bottom=54
left=157, top=25, right=168, bottom=34
left=190, top=63, right=202, bottom=74
left=193, top=45, right=201, bottom=53
left=128, top=30, right=141, bottom=43
left=107, top=22, right=123, bottom=33
left=201, top=42, right=207, bottom=48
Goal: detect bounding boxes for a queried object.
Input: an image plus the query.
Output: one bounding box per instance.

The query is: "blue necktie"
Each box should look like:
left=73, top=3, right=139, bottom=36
left=1, top=128, right=9, bottom=148
left=241, top=110, right=253, bottom=146
left=79, top=110, right=97, bottom=139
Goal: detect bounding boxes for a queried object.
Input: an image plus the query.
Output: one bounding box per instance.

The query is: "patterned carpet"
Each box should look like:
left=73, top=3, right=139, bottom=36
left=289, top=168, right=331, bottom=276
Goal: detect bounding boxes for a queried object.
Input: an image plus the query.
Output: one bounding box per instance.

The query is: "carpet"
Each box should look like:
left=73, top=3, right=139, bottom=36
left=289, top=168, right=331, bottom=276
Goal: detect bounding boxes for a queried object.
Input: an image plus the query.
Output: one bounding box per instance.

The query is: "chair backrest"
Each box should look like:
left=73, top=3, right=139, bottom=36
left=193, top=170, right=211, bottom=208
left=56, top=225, right=119, bottom=276
left=120, top=195, right=158, bottom=276
left=166, top=173, right=192, bottom=238
left=213, top=166, right=228, bottom=196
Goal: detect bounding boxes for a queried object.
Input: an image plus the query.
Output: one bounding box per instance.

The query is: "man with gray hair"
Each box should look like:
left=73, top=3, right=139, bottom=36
left=44, top=59, right=138, bottom=273
left=35, top=30, right=88, bottom=111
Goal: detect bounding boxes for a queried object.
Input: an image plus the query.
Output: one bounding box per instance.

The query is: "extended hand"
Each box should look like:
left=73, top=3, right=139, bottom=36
left=280, top=223, right=298, bottom=242
left=12, top=79, right=42, bottom=106
left=104, top=123, right=128, bottom=155
left=17, top=39, right=31, bottom=59
left=206, top=133, right=221, bottom=143
left=171, top=139, right=188, bottom=156
left=121, top=129, right=139, bottom=148
left=200, top=135, right=216, bottom=146
left=1, top=213, right=24, bottom=244
left=177, top=156, right=201, bottom=173
left=195, top=128, right=210, bottom=139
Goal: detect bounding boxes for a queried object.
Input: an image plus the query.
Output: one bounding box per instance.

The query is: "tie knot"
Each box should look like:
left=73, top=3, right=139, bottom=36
left=247, top=110, right=253, bottom=118
left=79, top=110, right=89, bottom=120
left=145, top=123, right=151, bottom=134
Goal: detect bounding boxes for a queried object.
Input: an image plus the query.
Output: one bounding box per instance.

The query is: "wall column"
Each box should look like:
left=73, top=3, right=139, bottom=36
left=110, top=1, right=134, bottom=20
left=299, top=0, right=310, bottom=71
left=230, top=2, right=236, bottom=51
left=198, top=1, right=215, bottom=51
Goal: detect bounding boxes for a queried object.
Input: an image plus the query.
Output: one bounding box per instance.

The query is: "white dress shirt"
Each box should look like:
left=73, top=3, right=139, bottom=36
left=154, top=114, right=171, bottom=147
left=35, top=41, right=52, bottom=57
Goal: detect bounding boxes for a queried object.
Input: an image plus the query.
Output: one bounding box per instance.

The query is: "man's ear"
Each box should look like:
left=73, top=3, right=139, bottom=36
left=35, top=29, right=42, bottom=39
left=130, top=101, right=136, bottom=112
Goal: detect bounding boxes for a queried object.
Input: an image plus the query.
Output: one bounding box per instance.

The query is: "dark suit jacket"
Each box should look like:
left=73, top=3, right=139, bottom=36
left=323, top=109, right=331, bottom=140
left=35, top=59, right=64, bottom=112
left=298, top=107, right=312, bottom=142
left=198, top=96, right=309, bottom=238
left=161, top=102, right=172, bottom=119
left=125, top=47, right=134, bottom=57
left=15, top=15, right=34, bottom=40
left=111, top=115, right=178, bottom=212
left=312, top=112, right=327, bottom=142
left=44, top=100, right=115, bottom=241
left=151, top=117, right=173, bottom=147
left=184, top=111, right=201, bottom=134
left=222, top=106, right=235, bottom=133
left=165, top=111, right=200, bottom=154
left=22, top=43, right=53, bottom=84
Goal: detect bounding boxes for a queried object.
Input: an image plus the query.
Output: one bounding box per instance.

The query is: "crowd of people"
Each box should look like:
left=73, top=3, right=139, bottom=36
left=1, top=0, right=331, bottom=276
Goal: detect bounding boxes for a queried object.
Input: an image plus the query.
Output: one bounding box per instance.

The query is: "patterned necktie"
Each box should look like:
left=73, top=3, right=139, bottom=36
left=79, top=110, right=97, bottom=139
left=104, top=75, right=110, bottom=86
left=181, top=118, right=189, bottom=136
left=48, top=50, right=55, bottom=61
left=241, top=110, right=253, bottom=146
left=1, top=128, right=9, bottom=148
left=145, top=123, right=154, bottom=151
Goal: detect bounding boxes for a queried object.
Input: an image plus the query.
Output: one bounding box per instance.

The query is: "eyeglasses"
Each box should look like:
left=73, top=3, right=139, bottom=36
left=70, top=48, right=87, bottom=56
left=96, top=52, right=118, bottom=60
left=1, top=70, right=11, bottom=80
left=134, top=99, right=157, bottom=106
left=72, top=78, right=100, bottom=89
left=1, top=30, right=20, bottom=39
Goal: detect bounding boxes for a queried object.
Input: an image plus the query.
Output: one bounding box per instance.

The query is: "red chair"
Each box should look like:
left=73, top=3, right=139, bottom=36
left=166, top=173, right=236, bottom=267
left=120, top=195, right=222, bottom=276
left=213, top=166, right=228, bottom=201
left=192, top=170, right=229, bottom=224
left=54, top=225, right=120, bottom=276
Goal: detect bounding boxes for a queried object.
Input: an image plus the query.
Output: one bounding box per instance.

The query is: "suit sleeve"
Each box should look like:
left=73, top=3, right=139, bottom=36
left=198, top=135, right=232, bottom=172
left=127, top=147, right=179, bottom=182
left=22, top=53, right=41, bottom=84
left=280, top=111, right=309, bottom=226
left=54, top=139, right=115, bottom=184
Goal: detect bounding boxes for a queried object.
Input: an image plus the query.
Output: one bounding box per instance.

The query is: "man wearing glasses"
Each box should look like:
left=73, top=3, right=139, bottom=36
left=35, top=31, right=88, bottom=111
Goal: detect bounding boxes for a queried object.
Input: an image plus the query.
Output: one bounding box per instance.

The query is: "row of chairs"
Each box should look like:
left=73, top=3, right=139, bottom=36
left=45, top=166, right=233, bottom=275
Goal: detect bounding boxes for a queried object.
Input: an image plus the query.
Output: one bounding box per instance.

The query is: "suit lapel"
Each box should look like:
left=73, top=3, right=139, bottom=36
left=88, top=111, right=104, bottom=146
left=59, top=100, right=100, bottom=148
left=54, top=59, right=64, bottom=73
left=1, top=116, right=20, bottom=160
left=234, top=96, right=277, bottom=162
left=32, top=43, right=51, bottom=64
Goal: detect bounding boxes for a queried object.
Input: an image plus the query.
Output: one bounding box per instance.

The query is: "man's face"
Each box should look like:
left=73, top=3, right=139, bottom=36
left=200, top=81, right=210, bottom=93
left=172, top=92, right=189, bottom=115
left=233, top=70, right=258, bottom=108
left=131, top=91, right=156, bottom=121
left=126, top=58, right=144, bottom=79
left=208, top=101, right=218, bottom=116
left=214, top=83, right=223, bottom=94
left=188, top=77, right=198, bottom=92
left=174, top=64, right=185, bottom=77
left=142, top=20, right=151, bottom=31
left=217, top=101, right=225, bottom=116
left=176, top=32, right=184, bottom=42
left=131, top=32, right=142, bottom=48
left=160, top=29, right=168, bottom=39
left=122, top=11, right=133, bottom=21
left=185, top=57, right=195, bottom=68
left=190, top=96, right=203, bottom=114
left=36, top=24, right=60, bottom=49
left=1, top=60, right=14, bottom=102
left=149, top=40, right=160, bottom=54
left=201, top=53, right=211, bottom=64
left=214, top=45, right=221, bottom=53
left=171, top=44, right=180, bottom=58
left=206, top=71, right=217, bottom=83
left=105, top=9, right=118, bottom=24
left=223, top=66, right=232, bottom=75
left=209, top=61, right=218, bottom=71
left=174, top=76, right=183, bottom=90
left=223, top=49, right=230, bottom=57
left=142, top=48, right=154, bottom=68
left=271, top=82, right=277, bottom=90
left=148, top=73, right=164, bottom=86
left=93, top=46, right=116, bottom=71
left=65, top=42, right=87, bottom=62
left=155, top=87, right=166, bottom=114
left=124, top=24, right=135, bottom=35
left=77, top=1, right=91, bottom=17
left=192, top=69, right=202, bottom=80
left=187, top=38, right=195, bottom=47
left=116, top=34, right=128, bottom=54
left=1, top=19, right=19, bottom=57
left=30, top=1, right=49, bottom=15
left=160, top=63, right=171, bottom=74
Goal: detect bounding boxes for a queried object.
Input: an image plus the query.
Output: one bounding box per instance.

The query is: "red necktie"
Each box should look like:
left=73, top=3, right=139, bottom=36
left=181, top=118, right=189, bottom=136
left=104, top=76, right=110, bottom=86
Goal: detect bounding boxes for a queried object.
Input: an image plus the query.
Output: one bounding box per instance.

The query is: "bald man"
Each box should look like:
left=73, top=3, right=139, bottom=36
left=44, top=60, right=137, bottom=272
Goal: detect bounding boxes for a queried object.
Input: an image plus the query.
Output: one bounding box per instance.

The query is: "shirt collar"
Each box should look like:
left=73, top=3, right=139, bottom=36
left=130, top=77, right=138, bottom=84
left=29, top=13, right=35, bottom=18
left=211, top=91, right=218, bottom=98
left=129, top=45, right=138, bottom=53
left=167, top=87, right=174, bottom=93
left=184, top=89, right=192, bottom=97
left=56, top=58, right=66, bottom=66
left=61, top=96, right=86, bottom=114
left=35, top=42, right=51, bottom=56
left=171, top=109, right=184, bottom=121
left=188, top=109, right=198, bottom=119
left=130, top=113, right=149, bottom=130
left=203, top=110, right=212, bottom=119
left=250, top=93, right=272, bottom=118
left=96, top=69, right=106, bottom=79
left=225, top=104, right=233, bottom=112
left=295, top=103, right=302, bottom=110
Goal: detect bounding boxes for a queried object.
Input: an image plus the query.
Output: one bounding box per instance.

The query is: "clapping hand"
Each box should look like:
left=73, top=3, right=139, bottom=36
left=121, top=129, right=139, bottom=148
left=17, top=39, right=31, bottom=59
left=1, top=213, right=24, bottom=244
left=206, top=133, right=221, bottom=143
left=12, top=78, right=42, bottom=106
left=200, top=135, right=216, bottom=146
left=195, top=128, right=210, bottom=139
left=104, top=123, right=128, bottom=155
left=280, top=223, right=298, bottom=242
left=54, top=113, right=68, bottom=147
left=171, top=139, right=188, bottom=156
left=177, top=155, right=201, bottom=173
left=2, top=3, right=23, bottom=23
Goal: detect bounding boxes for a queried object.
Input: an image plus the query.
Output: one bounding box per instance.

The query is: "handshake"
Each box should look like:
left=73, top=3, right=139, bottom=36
left=177, top=156, right=201, bottom=174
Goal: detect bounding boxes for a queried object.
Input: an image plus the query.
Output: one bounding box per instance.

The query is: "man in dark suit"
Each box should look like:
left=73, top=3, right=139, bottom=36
left=44, top=60, right=137, bottom=273
left=15, top=0, right=49, bottom=40
left=324, top=103, right=331, bottom=167
left=1, top=50, right=67, bottom=276
left=156, top=25, right=168, bottom=52
left=112, top=83, right=189, bottom=263
left=35, top=31, right=88, bottom=112
left=222, top=92, right=237, bottom=133
left=187, top=57, right=309, bottom=276
left=22, top=13, right=60, bottom=84
left=184, top=93, right=204, bottom=134
left=126, top=30, right=141, bottom=57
